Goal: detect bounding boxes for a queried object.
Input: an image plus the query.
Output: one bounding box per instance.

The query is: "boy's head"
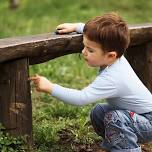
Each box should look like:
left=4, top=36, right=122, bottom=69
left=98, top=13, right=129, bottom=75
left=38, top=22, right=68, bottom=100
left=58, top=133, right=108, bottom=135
left=82, top=12, right=130, bottom=67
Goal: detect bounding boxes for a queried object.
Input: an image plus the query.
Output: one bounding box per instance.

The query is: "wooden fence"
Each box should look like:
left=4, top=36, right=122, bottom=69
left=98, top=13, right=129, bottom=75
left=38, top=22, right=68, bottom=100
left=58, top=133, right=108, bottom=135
left=0, top=23, right=152, bottom=143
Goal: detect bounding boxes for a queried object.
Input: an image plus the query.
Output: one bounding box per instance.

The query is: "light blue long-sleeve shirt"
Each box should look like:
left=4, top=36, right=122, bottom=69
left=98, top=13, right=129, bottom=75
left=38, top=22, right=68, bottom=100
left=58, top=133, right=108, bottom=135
left=52, top=23, right=152, bottom=114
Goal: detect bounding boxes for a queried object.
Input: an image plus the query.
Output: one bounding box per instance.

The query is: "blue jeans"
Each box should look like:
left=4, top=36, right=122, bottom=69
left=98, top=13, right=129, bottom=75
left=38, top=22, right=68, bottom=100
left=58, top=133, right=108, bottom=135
left=90, top=103, right=152, bottom=152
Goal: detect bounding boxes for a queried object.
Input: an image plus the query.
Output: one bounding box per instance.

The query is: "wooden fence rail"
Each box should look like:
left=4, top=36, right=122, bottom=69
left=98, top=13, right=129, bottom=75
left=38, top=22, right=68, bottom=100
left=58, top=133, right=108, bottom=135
left=0, top=23, right=152, bottom=143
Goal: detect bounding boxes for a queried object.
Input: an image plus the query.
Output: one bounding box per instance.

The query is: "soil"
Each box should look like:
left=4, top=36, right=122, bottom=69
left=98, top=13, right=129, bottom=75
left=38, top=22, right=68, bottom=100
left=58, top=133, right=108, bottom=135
left=58, top=129, right=152, bottom=152
left=58, top=140, right=152, bottom=152
left=72, top=142, right=152, bottom=152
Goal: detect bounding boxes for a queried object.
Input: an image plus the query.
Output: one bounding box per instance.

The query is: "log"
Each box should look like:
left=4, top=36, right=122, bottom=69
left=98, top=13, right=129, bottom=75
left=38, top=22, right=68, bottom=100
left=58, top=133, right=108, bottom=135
left=0, top=58, right=32, bottom=143
left=0, top=24, right=152, bottom=65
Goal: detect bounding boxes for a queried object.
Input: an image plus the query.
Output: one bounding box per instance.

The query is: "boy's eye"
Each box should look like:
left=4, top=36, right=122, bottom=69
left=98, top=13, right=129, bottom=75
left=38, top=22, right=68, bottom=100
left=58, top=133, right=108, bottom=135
left=87, top=47, right=94, bottom=53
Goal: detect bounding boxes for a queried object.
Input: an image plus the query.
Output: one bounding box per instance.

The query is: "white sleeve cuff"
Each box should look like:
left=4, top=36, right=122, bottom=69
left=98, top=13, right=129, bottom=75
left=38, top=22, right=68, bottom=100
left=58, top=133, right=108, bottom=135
left=76, top=23, right=85, bottom=33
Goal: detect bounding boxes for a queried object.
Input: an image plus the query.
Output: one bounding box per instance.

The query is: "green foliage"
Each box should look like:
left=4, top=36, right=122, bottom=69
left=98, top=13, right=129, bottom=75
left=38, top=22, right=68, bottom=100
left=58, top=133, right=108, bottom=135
left=70, top=117, right=100, bottom=144
left=0, top=0, right=152, bottom=38
left=0, top=124, right=28, bottom=152
left=32, top=93, right=101, bottom=151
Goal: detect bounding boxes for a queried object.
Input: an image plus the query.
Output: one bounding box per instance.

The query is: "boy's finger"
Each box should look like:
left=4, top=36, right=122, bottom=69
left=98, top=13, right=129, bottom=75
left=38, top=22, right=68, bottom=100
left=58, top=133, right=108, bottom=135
left=31, top=74, right=40, bottom=79
left=28, top=76, right=39, bottom=81
left=29, top=77, right=37, bottom=80
left=57, top=29, right=69, bottom=34
left=35, top=74, right=39, bottom=77
left=56, top=24, right=66, bottom=30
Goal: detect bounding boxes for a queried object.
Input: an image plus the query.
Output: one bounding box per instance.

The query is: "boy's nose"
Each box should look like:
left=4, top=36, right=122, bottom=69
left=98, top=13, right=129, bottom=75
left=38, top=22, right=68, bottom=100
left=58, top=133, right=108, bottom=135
left=82, top=48, right=87, bottom=56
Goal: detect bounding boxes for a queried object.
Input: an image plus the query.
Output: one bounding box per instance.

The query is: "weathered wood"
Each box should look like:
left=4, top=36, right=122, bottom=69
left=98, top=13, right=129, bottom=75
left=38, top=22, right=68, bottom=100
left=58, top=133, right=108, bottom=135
left=0, top=33, right=83, bottom=65
left=125, top=42, right=152, bottom=92
left=146, top=42, right=152, bottom=91
left=129, top=23, right=152, bottom=46
left=0, top=24, right=152, bottom=65
left=0, top=58, right=32, bottom=143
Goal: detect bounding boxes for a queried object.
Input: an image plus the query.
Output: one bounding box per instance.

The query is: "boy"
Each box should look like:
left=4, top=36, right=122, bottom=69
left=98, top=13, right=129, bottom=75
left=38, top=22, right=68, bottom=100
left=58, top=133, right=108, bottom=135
left=30, top=12, right=152, bottom=152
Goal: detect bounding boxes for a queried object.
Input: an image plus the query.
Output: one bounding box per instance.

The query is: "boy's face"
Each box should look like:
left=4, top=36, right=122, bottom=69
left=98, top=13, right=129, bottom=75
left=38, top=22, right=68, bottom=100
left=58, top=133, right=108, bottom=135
left=82, top=35, right=117, bottom=67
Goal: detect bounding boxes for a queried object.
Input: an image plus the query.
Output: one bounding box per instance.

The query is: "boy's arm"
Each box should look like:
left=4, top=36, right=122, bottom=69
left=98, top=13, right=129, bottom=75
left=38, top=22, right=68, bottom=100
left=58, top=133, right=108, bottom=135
left=30, top=74, right=117, bottom=106
left=76, top=23, right=85, bottom=33
left=52, top=75, right=118, bottom=106
left=56, top=23, right=85, bottom=34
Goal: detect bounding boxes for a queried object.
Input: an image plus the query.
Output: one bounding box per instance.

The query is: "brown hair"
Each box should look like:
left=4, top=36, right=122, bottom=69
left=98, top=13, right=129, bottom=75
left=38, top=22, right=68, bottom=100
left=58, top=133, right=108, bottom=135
left=83, top=12, right=130, bottom=58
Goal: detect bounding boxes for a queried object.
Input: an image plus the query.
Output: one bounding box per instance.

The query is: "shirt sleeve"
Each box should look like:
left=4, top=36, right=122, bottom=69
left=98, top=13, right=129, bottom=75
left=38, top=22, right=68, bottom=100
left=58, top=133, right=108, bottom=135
left=76, top=23, right=85, bottom=33
left=52, top=75, right=118, bottom=106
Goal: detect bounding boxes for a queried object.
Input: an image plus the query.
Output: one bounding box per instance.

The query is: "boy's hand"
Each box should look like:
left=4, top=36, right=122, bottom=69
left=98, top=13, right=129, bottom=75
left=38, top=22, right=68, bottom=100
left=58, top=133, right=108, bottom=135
left=56, top=23, right=78, bottom=34
left=29, top=74, right=54, bottom=94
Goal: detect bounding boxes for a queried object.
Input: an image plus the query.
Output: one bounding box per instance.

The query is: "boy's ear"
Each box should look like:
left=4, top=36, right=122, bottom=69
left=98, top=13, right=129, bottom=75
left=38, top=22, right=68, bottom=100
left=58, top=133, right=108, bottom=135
left=108, top=51, right=117, bottom=58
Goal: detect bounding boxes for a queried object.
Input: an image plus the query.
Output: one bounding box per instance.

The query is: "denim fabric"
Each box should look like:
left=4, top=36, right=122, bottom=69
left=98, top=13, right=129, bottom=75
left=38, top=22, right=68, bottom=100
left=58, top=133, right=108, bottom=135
left=90, top=103, right=152, bottom=152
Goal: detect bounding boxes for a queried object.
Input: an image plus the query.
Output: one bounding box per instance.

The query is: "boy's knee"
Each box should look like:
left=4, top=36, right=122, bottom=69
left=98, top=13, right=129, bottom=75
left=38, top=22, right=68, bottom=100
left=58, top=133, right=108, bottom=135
left=104, top=110, right=125, bottom=146
left=90, top=104, right=105, bottom=121
left=90, top=104, right=106, bottom=136
left=104, top=110, right=123, bottom=125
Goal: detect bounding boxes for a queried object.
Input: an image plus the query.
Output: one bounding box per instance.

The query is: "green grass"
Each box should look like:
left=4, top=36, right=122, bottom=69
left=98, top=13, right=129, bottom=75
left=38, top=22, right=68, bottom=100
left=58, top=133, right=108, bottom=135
left=0, top=0, right=152, bottom=38
left=0, top=0, right=152, bottom=151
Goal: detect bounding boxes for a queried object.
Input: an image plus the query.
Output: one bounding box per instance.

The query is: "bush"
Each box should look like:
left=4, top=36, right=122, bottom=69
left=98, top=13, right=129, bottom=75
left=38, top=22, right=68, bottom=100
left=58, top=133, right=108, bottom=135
left=0, top=124, right=28, bottom=152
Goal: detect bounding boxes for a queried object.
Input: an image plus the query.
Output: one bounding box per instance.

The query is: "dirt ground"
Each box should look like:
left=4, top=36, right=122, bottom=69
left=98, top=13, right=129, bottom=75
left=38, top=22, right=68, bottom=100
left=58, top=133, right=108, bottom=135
left=64, top=143, right=152, bottom=152
left=72, top=142, right=152, bottom=152
left=58, top=130, right=152, bottom=152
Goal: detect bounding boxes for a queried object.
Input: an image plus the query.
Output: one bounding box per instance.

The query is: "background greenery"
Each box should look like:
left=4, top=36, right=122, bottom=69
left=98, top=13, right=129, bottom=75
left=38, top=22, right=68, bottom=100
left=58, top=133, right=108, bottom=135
left=0, top=0, right=152, bottom=151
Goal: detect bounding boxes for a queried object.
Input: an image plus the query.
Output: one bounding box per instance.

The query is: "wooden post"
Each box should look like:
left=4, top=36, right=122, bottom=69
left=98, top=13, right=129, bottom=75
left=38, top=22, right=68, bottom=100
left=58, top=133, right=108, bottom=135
left=146, top=42, right=152, bottom=92
left=125, top=42, right=152, bottom=93
left=0, top=58, right=32, bottom=143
